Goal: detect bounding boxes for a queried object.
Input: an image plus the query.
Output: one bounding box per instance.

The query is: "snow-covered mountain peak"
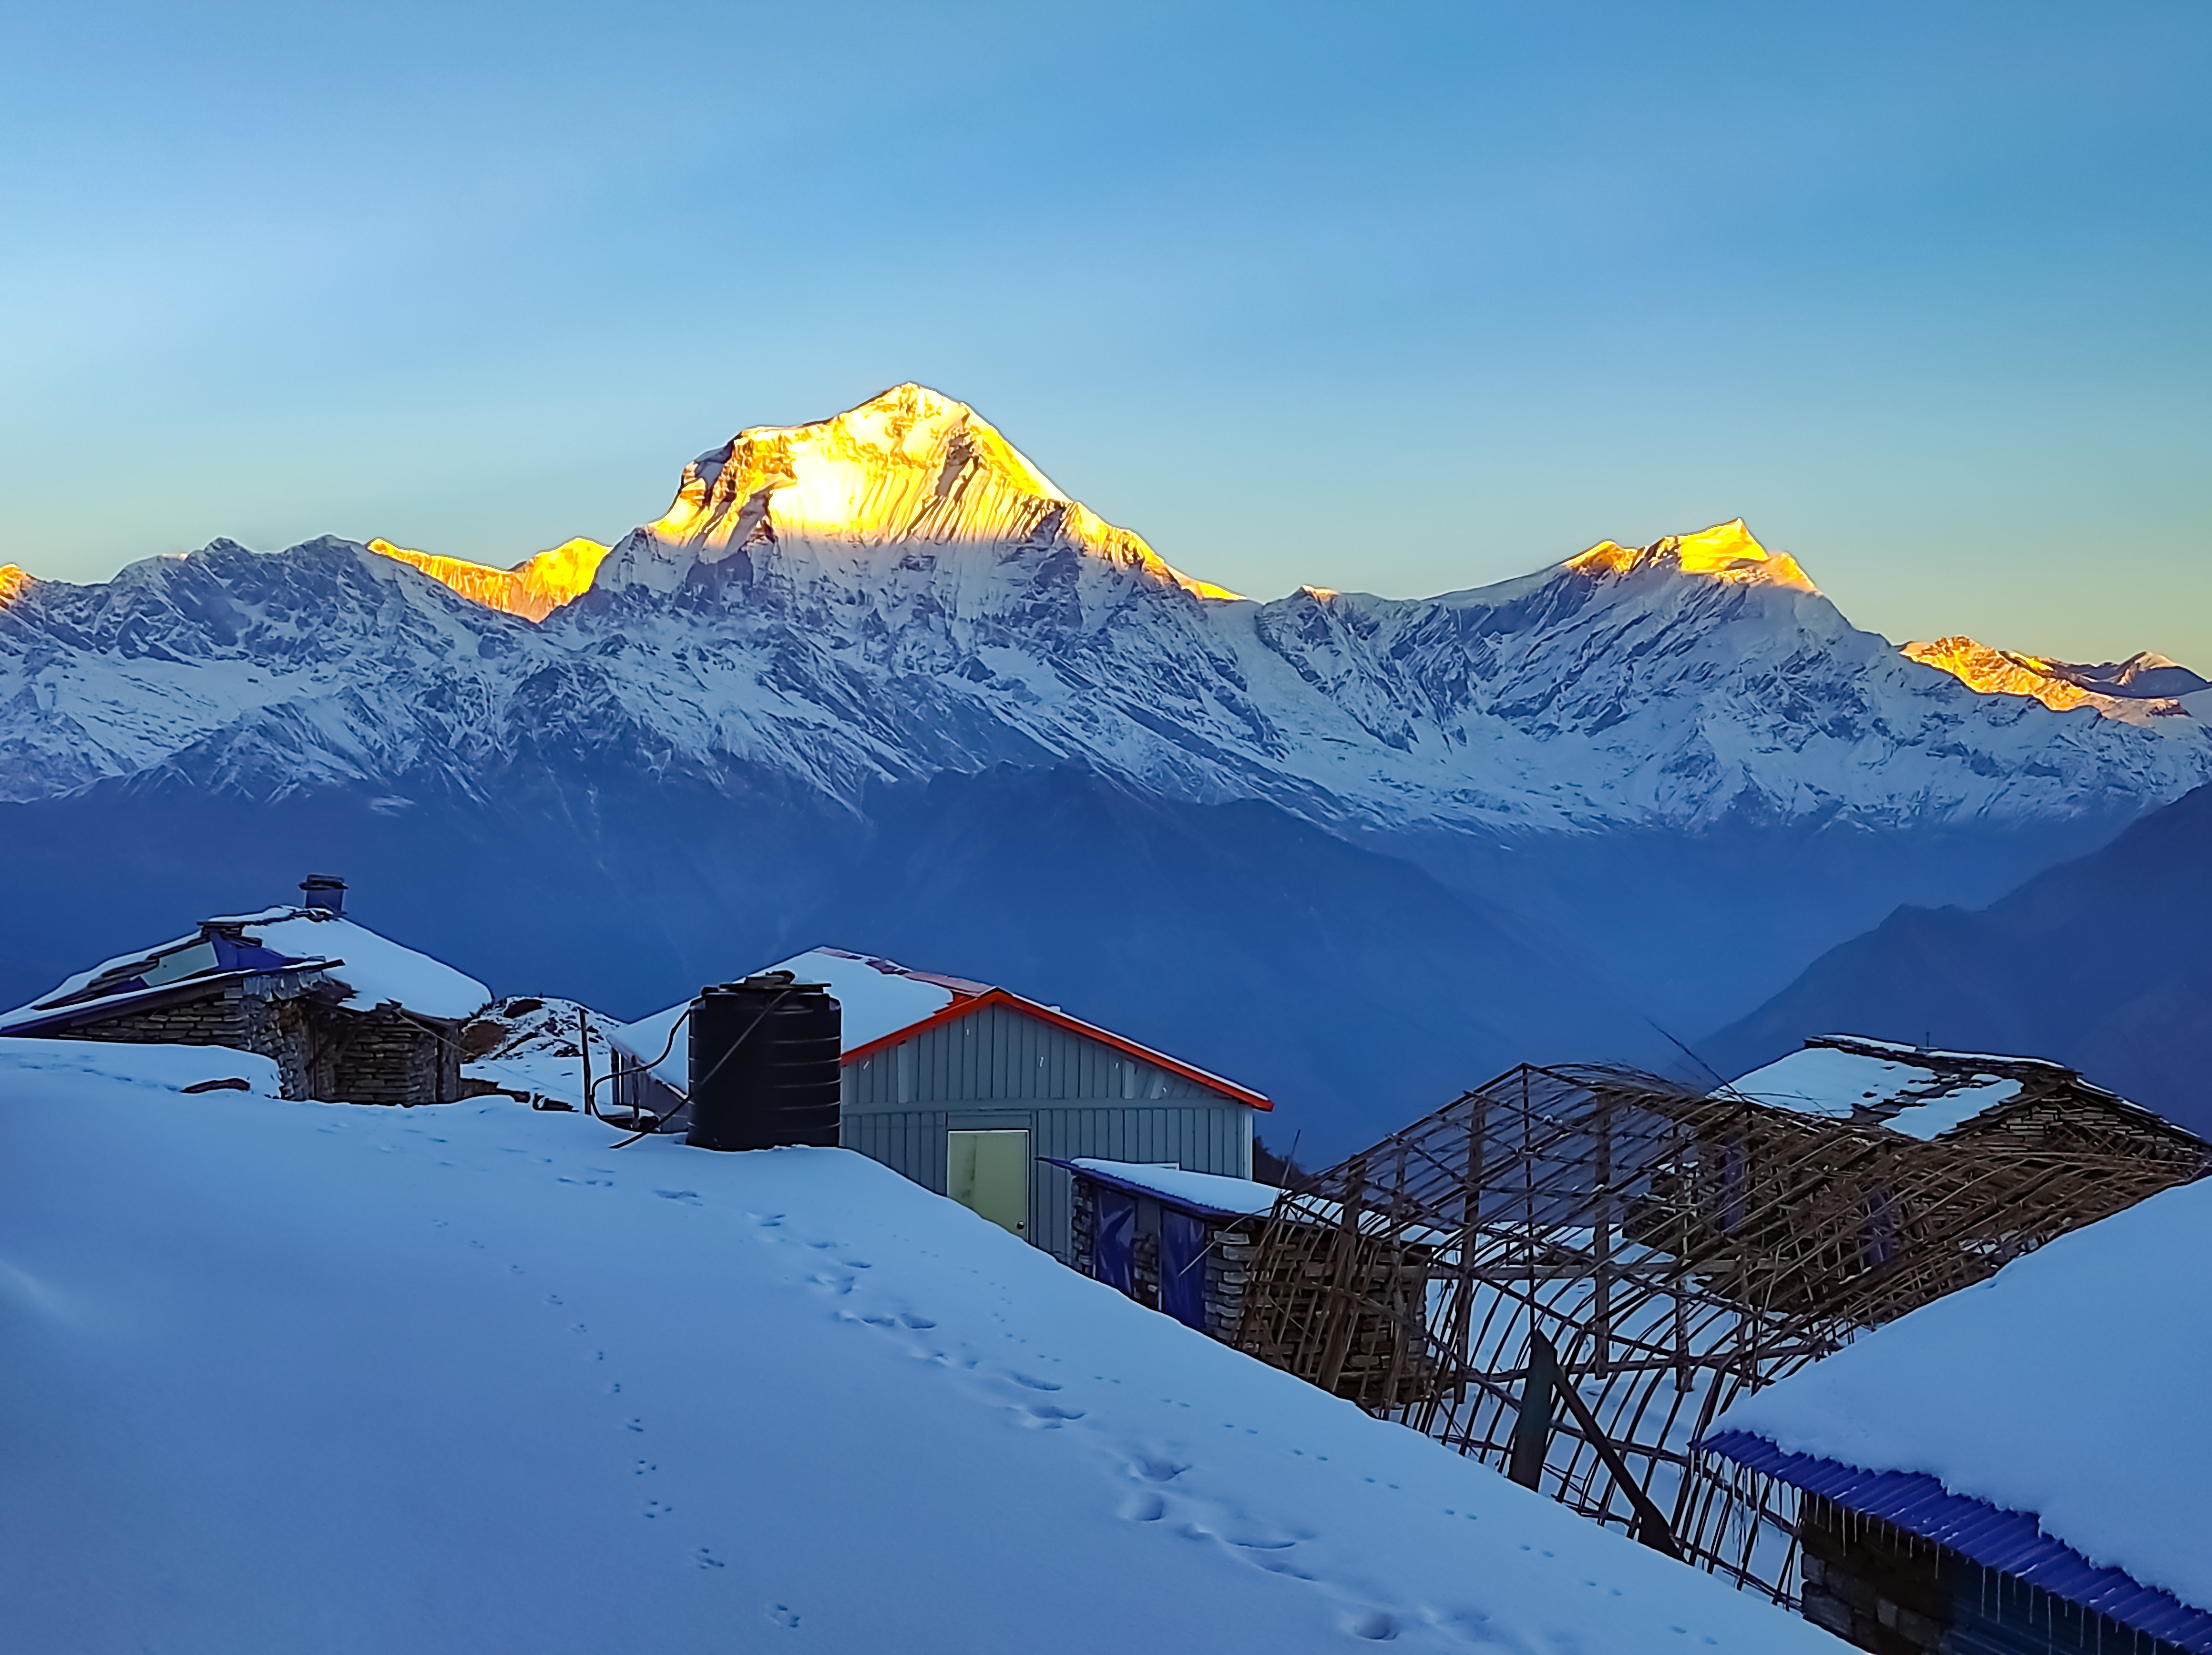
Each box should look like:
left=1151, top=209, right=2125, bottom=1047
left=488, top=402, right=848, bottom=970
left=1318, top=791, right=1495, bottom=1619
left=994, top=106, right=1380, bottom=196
left=1904, top=635, right=2205, bottom=726
left=1565, top=520, right=1818, bottom=594
left=5, top=400, right=2210, bottom=834
left=594, top=383, right=1241, bottom=602
left=367, top=536, right=608, bottom=622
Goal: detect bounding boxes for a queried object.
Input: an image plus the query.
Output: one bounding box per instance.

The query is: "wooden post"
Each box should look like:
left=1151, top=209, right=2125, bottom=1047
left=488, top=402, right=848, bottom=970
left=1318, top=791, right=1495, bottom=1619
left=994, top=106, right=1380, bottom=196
left=1674, top=1123, right=1692, bottom=1393
left=1593, top=1088, right=1612, bottom=1381
left=1315, top=1162, right=1367, bottom=1397
left=1507, top=1329, right=1557, bottom=1489
left=579, top=1007, right=593, bottom=1117
left=1454, top=1093, right=1486, bottom=1402
left=1531, top=1329, right=1683, bottom=1558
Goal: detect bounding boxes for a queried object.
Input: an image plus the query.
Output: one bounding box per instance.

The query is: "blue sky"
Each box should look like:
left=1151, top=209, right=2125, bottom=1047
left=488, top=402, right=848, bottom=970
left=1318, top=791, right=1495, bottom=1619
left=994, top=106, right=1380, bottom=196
left=4, top=1, right=2207, bottom=665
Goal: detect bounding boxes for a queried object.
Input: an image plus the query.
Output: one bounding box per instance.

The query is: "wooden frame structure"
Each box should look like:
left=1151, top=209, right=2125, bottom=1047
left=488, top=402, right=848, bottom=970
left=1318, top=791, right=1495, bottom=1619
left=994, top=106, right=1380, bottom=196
left=1233, top=1062, right=2207, bottom=1599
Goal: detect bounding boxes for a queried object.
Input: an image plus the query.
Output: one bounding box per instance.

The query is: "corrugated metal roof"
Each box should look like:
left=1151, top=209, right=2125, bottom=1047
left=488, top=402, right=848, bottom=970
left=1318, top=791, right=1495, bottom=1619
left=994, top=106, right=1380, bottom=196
left=1701, top=1429, right=2212, bottom=1654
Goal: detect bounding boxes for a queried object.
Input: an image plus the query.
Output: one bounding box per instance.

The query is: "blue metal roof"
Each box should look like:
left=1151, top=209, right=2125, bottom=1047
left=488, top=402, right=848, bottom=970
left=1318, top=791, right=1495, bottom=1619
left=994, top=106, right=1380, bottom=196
left=1702, top=1429, right=2212, bottom=1654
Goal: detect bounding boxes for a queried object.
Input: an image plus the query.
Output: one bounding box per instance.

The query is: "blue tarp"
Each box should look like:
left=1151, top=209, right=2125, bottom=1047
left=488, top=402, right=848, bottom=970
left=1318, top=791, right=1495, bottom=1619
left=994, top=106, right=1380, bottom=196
left=1093, top=1186, right=1136, bottom=1296
left=1160, top=1208, right=1208, bottom=1331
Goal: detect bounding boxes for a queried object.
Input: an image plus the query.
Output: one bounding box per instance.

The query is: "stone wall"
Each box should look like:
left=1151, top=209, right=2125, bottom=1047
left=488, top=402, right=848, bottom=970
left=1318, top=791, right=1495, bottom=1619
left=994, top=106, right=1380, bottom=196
left=1798, top=1493, right=1951, bottom=1655
left=51, top=992, right=253, bottom=1052
left=1796, top=1492, right=2175, bottom=1655
left=49, top=977, right=465, bottom=1106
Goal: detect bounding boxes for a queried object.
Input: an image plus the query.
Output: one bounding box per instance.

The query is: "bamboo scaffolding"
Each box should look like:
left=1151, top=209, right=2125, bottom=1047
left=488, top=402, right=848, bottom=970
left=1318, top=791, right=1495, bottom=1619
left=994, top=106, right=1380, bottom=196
left=1234, top=1062, right=2206, bottom=1602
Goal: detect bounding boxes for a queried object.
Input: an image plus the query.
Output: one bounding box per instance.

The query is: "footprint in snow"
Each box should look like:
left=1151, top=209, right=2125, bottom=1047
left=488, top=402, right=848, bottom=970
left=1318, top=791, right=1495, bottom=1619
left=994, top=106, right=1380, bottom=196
left=1121, top=1491, right=1167, bottom=1522
left=766, top=1604, right=798, bottom=1627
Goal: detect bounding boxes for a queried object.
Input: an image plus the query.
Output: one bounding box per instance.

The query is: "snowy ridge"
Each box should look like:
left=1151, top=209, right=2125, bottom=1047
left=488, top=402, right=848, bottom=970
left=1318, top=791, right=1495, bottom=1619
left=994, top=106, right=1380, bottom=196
left=1903, top=635, right=2207, bottom=725
left=366, top=536, right=609, bottom=622
left=3, top=389, right=2208, bottom=828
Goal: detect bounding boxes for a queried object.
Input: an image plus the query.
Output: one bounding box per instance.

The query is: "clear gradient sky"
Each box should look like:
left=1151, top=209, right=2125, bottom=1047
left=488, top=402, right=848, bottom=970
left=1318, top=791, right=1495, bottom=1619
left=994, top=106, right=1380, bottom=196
left=4, top=2, right=2208, bottom=666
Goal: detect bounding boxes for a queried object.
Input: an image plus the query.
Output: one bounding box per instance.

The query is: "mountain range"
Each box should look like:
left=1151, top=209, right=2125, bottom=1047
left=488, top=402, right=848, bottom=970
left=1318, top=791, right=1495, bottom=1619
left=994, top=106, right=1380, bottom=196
left=1709, top=778, right=2212, bottom=1134
left=4, top=384, right=2204, bottom=1150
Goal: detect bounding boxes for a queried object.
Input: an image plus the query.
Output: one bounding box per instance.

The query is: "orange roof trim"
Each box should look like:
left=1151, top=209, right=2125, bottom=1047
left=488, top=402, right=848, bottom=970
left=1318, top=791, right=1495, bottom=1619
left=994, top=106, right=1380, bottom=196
left=840, top=987, right=1271, bottom=1111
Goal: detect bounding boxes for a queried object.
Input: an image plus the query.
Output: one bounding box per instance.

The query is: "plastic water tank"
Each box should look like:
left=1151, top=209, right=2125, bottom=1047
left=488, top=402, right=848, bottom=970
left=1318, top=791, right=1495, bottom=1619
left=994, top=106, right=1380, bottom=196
left=685, top=972, right=842, bottom=1151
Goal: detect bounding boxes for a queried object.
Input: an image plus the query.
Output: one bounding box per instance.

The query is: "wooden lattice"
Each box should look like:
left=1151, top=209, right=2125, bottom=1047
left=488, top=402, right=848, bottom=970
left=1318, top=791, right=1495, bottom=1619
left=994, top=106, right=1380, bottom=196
left=1234, top=1062, right=2208, bottom=1598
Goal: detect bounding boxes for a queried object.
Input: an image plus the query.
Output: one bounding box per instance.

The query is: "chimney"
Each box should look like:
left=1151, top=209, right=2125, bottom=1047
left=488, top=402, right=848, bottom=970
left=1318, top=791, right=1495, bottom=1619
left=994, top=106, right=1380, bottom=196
left=299, top=875, right=347, bottom=916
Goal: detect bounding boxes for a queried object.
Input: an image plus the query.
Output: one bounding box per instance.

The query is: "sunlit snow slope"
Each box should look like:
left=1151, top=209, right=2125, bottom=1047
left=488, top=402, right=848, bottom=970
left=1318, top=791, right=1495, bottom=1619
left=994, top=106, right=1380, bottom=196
left=0, top=1041, right=1837, bottom=1655
left=367, top=536, right=608, bottom=622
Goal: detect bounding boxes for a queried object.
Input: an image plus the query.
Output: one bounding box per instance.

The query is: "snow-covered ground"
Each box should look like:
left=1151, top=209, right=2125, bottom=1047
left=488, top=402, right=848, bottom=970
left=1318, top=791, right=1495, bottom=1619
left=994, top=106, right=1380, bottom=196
left=0, top=1038, right=1840, bottom=1654
left=1714, top=1175, right=2212, bottom=1617
left=461, top=995, right=635, bottom=1110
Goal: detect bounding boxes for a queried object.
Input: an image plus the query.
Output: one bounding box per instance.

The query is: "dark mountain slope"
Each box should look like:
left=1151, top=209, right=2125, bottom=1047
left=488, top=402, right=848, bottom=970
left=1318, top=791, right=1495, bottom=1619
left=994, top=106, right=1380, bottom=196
left=0, top=765, right=1665, bottom=1158
left=795, top=766, right=1673, bottom=1152
left=1705, top=782, right=2212, bottom=1133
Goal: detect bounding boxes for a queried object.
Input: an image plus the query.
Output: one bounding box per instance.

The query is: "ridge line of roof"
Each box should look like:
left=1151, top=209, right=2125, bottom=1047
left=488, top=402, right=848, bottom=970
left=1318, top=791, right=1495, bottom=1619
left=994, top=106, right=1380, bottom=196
left=839, top=987, right=1270, bottom=1110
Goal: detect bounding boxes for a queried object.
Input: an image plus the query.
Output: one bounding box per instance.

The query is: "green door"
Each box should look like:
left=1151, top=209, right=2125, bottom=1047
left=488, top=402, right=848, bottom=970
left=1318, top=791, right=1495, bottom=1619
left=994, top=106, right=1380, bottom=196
left=946, top=1129, right=1030, bottom=1238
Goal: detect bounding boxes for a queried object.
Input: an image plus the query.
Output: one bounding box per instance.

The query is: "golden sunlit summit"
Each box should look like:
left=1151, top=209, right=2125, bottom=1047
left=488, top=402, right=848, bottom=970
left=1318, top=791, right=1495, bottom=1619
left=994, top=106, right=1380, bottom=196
left=366, top=537, right=608, bottom=623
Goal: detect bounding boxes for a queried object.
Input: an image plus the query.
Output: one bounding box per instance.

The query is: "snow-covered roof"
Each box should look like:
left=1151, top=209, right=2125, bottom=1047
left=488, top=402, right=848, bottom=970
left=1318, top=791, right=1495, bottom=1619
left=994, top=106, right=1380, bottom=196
left=0, top=905, right=490, bottom=1032
left=615, top=948, right=1268, bottom=1109
left=1709, top=1175, right=2212, bottom=1626
left=776, top=947, right=979, bottom=1049
left=1721, top=1033, right=2064, bottom=1138
left=217, top=909, right=489, bottom=1020
left=1068, top=1159, right=1286, bottom=1218
left=0, top=1036, right=1836, bottom=1654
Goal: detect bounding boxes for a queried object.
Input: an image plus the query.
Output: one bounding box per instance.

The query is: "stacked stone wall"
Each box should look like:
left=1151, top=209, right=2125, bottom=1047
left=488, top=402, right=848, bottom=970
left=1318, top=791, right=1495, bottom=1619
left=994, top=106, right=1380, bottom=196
left=51, top=991, right=252, bottom=1051
left=44, top=979, right=466, bottom=1106
left=1798, top=1495, right=1951, bottom=1655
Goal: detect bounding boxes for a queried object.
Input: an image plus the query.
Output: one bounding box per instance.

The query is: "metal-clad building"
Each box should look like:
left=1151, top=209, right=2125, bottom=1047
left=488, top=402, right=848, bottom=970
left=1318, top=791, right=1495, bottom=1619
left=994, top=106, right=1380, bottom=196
left=775, top=950, right=1269, bottom=1263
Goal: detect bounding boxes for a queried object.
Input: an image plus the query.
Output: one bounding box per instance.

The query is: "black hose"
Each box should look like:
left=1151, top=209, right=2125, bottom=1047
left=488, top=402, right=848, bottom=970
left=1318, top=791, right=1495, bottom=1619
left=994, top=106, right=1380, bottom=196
left=604, top=989, right=797, bottom=1150
left=586, top=1004, right=693, bottom=1123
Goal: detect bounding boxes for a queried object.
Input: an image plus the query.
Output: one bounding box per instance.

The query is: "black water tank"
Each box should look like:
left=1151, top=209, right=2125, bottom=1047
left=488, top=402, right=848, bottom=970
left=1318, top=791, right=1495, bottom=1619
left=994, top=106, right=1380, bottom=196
left=685, top=972, right=842, bottom=1152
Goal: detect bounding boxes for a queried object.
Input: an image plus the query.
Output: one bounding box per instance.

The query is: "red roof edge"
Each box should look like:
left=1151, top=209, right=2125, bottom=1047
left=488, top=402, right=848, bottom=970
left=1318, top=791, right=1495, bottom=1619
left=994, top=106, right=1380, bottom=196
left=840, top=988, right=1270, bottom=1111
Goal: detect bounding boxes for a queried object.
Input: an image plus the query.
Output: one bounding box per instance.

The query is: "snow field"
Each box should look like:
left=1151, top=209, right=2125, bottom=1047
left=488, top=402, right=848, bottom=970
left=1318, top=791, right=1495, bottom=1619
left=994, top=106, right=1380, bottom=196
left=0, top=1040, right=1840, bottom=1654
